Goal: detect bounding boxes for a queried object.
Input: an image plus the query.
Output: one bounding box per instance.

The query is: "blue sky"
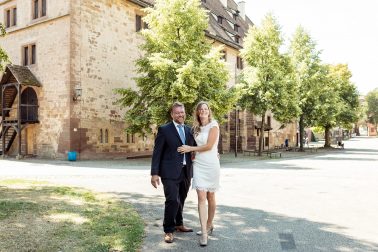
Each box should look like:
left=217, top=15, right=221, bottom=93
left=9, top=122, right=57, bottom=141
left=245, top=0, right=378, bottom=95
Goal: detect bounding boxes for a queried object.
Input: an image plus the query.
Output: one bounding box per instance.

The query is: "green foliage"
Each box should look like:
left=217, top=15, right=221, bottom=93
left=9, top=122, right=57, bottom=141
left=311, top=126, right=324, bottom=134
left=289, top=26, right=326, bottom=126
left=366, top=88, right=378, bottom=125
left=239, top=14, right=299, bottom=122
left=312, top=64, right=359, bottom=145
left=115, top=0, right=237, bottom=133
left=331, top=64, right=360, bottom=128
left=313, top=64, right=342, bottom=129
left=0, top=22, right=10, bottom=71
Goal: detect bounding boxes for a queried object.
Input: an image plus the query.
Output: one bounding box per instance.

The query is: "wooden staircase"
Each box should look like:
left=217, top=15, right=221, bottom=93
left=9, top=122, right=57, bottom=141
left=0, top=121, right=17, bottom=155
left=0, top=86, right=17, bottom=117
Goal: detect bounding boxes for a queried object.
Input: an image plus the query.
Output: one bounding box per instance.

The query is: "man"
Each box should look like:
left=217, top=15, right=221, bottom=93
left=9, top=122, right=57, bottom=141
left=151, top=102, right=195, bottom=243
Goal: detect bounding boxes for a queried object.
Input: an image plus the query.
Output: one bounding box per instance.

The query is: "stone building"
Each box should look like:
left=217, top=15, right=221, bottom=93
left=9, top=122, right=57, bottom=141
left=0, top=0, right=297, bottom=159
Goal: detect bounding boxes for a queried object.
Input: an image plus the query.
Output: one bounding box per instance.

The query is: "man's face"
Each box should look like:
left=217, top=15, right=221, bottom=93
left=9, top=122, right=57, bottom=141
left=171, top=106, right=186, bottom=124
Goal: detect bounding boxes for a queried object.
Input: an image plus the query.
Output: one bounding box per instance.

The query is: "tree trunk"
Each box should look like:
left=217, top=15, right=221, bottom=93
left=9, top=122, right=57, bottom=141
left=299, top=114, right=304, bottom=151
left=324, top=125, right=331, bottom=147
left=258, top=112, right=266, bottom=156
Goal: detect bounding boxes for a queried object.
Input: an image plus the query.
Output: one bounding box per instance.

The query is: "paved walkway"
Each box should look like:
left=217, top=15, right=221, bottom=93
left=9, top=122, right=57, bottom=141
left=1, top=137, right=378, bottom=251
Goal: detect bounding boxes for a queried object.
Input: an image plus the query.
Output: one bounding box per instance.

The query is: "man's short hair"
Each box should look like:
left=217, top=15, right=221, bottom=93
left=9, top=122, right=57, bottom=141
left=171, top=101, right=185, bottom=113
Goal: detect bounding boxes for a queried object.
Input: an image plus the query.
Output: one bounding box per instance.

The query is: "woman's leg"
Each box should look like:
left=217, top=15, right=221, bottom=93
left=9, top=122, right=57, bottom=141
left=197, top=190, right=208, bottom=234
left=206, top=192, right=216, bottom=229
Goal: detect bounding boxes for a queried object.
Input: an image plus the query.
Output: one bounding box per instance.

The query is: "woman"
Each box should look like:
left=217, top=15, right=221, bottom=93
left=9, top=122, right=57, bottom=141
left=178, top=101, right=220, bottom=247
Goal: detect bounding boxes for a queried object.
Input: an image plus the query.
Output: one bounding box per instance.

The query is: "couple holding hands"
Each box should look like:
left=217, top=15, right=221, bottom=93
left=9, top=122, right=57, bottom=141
left=151, top=101, right=220, bottom=247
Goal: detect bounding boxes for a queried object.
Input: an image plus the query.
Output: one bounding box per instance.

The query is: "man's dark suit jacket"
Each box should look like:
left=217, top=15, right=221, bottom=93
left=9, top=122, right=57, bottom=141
left=151, top=122, right=195, bottom=179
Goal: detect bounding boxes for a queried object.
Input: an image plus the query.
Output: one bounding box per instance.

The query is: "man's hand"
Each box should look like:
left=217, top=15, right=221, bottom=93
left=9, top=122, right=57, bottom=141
left=151, top=175, right=160, bottom=188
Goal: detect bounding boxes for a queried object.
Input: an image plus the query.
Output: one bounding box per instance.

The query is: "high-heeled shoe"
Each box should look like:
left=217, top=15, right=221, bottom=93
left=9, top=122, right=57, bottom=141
left=196, top=225, right=214, bottom=235
left=199, top=233, right=208, bottom=246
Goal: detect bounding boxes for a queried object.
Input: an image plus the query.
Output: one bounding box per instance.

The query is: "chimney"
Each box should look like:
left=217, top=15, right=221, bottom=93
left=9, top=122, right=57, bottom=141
left=238, top=1, right=246, bottom=20
left=220, top=0, right=228, bottom=8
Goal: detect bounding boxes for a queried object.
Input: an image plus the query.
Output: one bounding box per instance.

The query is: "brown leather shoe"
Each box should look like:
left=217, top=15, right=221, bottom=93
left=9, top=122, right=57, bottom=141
left=175, top=225, right=193, bottom=232
left=164, top=233, right=174, bottom=243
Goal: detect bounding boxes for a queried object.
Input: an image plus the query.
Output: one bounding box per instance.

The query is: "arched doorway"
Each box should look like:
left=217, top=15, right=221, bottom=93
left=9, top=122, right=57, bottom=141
left=21, top=87, right=38, bottom=123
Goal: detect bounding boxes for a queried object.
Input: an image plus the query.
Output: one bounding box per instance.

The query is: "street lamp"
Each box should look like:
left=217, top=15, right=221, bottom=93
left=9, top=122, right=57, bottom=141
left=235, top=105, right=241, bottom=157
left=73, top=85, right=82, bottom=101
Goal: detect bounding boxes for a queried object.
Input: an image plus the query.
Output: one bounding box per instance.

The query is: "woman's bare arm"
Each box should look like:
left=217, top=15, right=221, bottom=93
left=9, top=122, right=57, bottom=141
left=178, top=126, right=219, bottom=153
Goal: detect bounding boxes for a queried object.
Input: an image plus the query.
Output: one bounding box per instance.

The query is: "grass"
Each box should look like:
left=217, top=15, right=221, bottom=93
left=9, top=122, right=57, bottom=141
left=0, top=179, right=144, bottom=252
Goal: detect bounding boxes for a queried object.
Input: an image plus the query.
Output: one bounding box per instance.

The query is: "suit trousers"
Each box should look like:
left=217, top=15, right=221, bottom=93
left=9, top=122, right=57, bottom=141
left=161, top=166, right=191, bottom=233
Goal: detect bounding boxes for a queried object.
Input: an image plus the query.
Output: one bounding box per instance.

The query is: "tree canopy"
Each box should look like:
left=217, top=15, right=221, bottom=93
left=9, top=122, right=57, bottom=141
left=116, top=0, right=237, bottom=134
left=314, top=64, right=359, bottom=146
left=239, top=14, right=299, bottom=154
left=366, top=88, right=378, bottom=126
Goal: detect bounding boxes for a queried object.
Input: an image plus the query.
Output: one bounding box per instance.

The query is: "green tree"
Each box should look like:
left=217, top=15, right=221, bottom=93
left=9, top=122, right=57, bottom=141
left=315, top=64, right=359, bottom=147
left=239, top=14, right=299, bottom=155
left=288, top=26, right=326, bottom=151
left=366, top=88, right=378, bottom=132
left=115, top=0, right=237, bottom=134
left=0, top=23, right=9, bottom=71
left=335, top=64, right=360, bottom=130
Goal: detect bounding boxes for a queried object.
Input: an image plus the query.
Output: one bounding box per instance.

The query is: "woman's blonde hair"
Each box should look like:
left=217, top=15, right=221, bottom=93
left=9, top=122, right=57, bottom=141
left=192, top=101, right=213, bottom=136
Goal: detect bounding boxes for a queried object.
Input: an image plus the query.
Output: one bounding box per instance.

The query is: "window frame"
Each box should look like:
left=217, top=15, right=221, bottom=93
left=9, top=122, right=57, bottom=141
left=32, top=0, right=47, bottom=20
left=135, top=14, right=148, bottom=32
left=100, top=129, right=103, bottom=143
left=22, top=43, right=37, bottom=66
left=234, top=24, right=239, bottom=32
left=221, top=50, right=227, bottom=61
left=105, top=129, right=109, bottom=144
left=4, top=6, right=17, bottom=28
left=135, top=14, right=142, bottom=32
left=236, top=56, right=243, bottom=70
left=217, top=16, right=223, bottom=24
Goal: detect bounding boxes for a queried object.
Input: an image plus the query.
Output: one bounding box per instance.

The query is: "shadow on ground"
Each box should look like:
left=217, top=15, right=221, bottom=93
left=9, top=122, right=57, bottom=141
left=115, top=192, right=378, bottom=252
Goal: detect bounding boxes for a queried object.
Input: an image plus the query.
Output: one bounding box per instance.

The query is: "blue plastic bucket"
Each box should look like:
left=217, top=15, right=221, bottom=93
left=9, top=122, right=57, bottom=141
left=68, top=151, right=77, bottom=161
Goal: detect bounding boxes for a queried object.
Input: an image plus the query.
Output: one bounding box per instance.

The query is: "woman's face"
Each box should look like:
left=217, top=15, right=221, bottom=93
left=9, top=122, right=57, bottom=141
left=198, top=104, right=210, bottom=119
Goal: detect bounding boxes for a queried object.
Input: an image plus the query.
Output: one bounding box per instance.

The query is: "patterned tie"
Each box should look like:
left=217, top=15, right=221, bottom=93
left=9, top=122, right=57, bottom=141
left=177, top=124, right=186, bottom=144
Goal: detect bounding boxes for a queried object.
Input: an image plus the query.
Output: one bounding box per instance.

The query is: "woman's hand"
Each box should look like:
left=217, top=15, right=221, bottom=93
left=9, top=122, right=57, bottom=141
left=178, top=145, right=191, bottom=154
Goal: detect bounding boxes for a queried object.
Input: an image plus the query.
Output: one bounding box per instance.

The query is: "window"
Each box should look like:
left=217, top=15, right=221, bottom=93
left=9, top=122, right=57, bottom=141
left=22, top=44, right=36, bottom=66
left=267, top=116, right=271, bottom=127
left=265, top=137, right=269, bottom=147
left=135, top=15, right=148, bottom=32
left=31, top=44, right=36, bottom=64
left=234, top=35, right=240, bottom=43
left=13, top=8, right=17, bottom=26
left=221, top=50, right=227, bottom=61
left=105, top=129, right=109, bottom=143
left=217, top=16, right=223, bottom=24
left=23, top=46, right=29, bottom=66
left=4, top=6, right=17, bottom=28
left=126, top=133, right=130, bottom=143
left=42, top=0, right=46, bottom=16
left=6, top=10, right=10, bottom=28
left=126, top=133, right=136, bottom=143
left=233, top=13, right=238, bottom=20
left=234, top=24, right=239, bottom=32
left=136, top=15, right=142, bottom=32
left=100, top=129, right=103, bottom=143
left=131, top=134, right=135, bottom=143
left=236, top=56, right=243, bottom=69
left=32, top=0, right=47, bottom=20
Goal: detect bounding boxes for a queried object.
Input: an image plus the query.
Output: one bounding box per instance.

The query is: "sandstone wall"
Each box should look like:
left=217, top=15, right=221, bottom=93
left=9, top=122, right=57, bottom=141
left=69, top=0, right=150, bottom=158
left=0, top=1, right=71, bottom=158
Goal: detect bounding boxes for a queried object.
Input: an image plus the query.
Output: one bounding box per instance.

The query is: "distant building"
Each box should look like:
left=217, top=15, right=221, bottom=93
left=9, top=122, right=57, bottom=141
left=1, top=0, right=296, bottom=159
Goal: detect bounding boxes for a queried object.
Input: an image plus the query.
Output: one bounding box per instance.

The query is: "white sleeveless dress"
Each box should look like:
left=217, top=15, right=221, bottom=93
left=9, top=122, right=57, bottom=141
left=192, top=120, right=220, bottom=192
